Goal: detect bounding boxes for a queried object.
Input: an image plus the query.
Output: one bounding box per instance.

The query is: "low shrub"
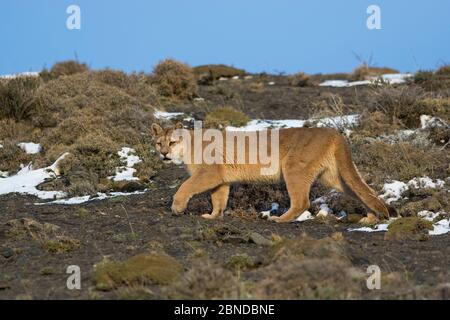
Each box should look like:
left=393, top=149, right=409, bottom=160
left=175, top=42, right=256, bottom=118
left=152, top=59, right=197, bottom=99
left=0, top=76, right=47, bottom=121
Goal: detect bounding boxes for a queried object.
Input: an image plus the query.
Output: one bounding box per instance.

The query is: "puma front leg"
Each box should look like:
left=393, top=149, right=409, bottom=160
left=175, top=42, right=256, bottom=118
left=171, top=171, right=223, bottom=215
left=202, top=184, right=230, bottom=220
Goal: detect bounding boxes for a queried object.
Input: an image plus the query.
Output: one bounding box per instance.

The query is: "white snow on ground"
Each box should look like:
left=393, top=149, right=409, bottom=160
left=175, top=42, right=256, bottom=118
left=109, top=147, right=142, bottom=182
left=319, top=74, right=413, bottom=87
left=226, top=114, right=359, bottom=131
left=420, top=115, right=449, bottom=129
left=17, top=142, right=42, bottom=154
left=0, top=144, right=3, bottom=148
left=429, top=219, right=450, bottom=236
left=153, top=110, right=359, bottom=132
left=380, top=181, right=408, bottom=204
left=380, top=176, right=446, bottom=204
left=295, top=210, right=314, bottom=222
left=349, top=216, right=450, bottom=235
left=37, top=190, right=147, bottom=205
left=348, top=223, right=391, bottom=233
left=0, top=171, right=8, bottom=178
left=0, top=71, right=40, bottom=79
left=0, top=153, right=69, bottom=199
left=154, top=110, right=185, bottom=120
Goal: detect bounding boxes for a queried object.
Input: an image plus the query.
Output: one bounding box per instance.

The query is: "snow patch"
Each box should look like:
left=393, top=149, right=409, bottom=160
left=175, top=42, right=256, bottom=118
left=154, top=110, right=185, bottom=120
left=0, top=153, right=69, bottom=199
left=109, top=147, right=142, bottom=182
left=429, top=219, right=450, bottom=236
left=380, top=181, right=408, bottom=204
left=226, top=114, right=358, bottom=132
left=0, top=71, right=40, bottom=79
left=295, top=210, right=314, bottom=222
left=18, top=142, right=41, bottom=154
left=381, top=176, right=446, bottom=204
left=348, top=223, right=390, bottom=233
left=38, top=190, right=147, bottom=205
left=319, top=74, right=412, bottom=87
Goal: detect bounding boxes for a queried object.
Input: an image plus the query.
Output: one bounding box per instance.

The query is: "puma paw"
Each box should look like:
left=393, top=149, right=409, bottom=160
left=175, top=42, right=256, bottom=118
left=201, top=213, right=223, bottom=220
left=268, top=215, right=283, bottom=223
left=171, top=202, right=186, bottom=215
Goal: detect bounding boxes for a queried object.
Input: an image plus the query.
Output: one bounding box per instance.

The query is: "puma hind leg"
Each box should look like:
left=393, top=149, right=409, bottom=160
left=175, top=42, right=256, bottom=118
left=202, top=184, right=230, bottom=220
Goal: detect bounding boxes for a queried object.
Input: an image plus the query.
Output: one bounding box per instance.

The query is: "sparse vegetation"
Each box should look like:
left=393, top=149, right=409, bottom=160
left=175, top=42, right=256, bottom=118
left=204, top=106, right=250, bottom=128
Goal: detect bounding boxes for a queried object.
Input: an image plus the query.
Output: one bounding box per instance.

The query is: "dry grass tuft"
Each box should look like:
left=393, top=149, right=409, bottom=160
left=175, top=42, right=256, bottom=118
left=0, top=76, right=47, bottom=121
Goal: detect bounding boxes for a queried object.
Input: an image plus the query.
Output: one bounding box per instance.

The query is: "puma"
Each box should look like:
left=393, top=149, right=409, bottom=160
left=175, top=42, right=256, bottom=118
left=151, top=122, right=396, bottom=223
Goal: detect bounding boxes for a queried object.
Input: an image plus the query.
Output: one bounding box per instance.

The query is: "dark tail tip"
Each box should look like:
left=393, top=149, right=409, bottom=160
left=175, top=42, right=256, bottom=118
left=387, top=205, right=398, bottom=217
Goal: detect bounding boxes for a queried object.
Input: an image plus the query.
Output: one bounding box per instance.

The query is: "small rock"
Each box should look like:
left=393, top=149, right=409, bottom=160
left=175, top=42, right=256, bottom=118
left=248, top=232, right=272, bottom=246
left=1, top=247, right=14, bottom=258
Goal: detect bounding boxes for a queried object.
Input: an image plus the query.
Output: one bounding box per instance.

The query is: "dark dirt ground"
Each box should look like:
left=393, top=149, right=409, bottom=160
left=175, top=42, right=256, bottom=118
left=1, top=78, right=449, bottom=300
left=1, top=165, right=449, bottom=300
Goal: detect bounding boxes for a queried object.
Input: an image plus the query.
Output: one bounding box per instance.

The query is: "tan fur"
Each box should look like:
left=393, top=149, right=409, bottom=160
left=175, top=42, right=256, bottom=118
left=151, top=123, right=395, bottom=222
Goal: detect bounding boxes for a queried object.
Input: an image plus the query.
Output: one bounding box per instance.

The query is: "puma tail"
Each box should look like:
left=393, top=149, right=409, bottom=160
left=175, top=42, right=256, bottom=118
left=334, top=135, right=397, bottom=219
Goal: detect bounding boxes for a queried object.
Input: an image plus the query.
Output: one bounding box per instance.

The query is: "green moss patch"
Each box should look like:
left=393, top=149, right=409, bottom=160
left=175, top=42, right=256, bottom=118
left=386, top=217, right=433, bottom=240
left=94, top=252, right=183, bottom=291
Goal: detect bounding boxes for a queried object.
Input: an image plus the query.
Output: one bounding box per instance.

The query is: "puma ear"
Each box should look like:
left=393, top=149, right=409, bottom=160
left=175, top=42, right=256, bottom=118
left=151, top=123, right=163, bottom=137
left=174, top=122, right=183, bottom=130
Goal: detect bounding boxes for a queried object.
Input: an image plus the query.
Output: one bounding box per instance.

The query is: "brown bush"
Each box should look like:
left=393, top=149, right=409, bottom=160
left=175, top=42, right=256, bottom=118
left=92, top=70, right=158, bottom=104
left=351, top=140, right=448, bottom=186
left=365, top=85, right=427, bottom=128
left=152, top=59, right=197, bottom=99
left=0, top=70, right=161, bottom=196
left=414, top=70, right=450, bottom=91
left=47, top=60, right=89, bottom=79
left=193, top=64, right=246, bottom=81
left=0, top=76, right=47, bottom=121
left=436, top=65, right=450, bottom=75
left=288, top=72, right=310, bottom=87
left=350, top=65, right=399, bottom=81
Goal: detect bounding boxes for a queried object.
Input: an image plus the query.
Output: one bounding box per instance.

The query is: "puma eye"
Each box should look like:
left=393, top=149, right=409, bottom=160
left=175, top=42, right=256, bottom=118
left=169, top=141, right=176, bottom=146
left=156, top=142, right=161, bottom=146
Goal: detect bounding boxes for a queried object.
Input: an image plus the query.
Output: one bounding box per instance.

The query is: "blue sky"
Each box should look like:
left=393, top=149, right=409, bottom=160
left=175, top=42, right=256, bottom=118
left=1, top=0, right=449, bottom=75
